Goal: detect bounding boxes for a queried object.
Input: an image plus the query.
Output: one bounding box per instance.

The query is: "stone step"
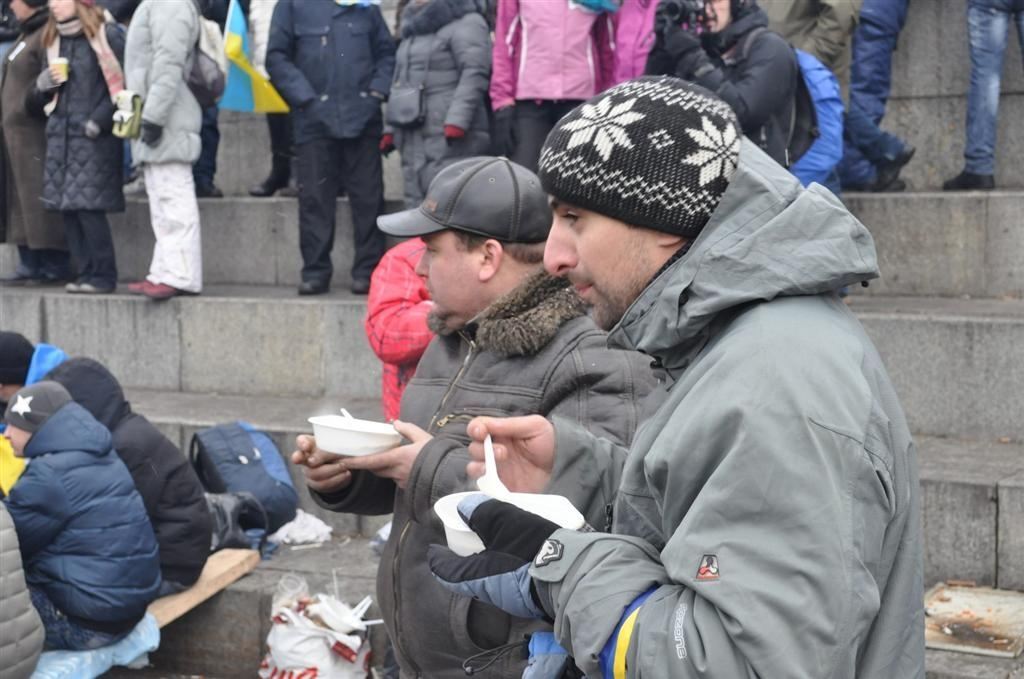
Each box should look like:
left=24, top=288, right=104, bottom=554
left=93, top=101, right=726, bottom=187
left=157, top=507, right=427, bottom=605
left=1, top=284, right=381, bottom=400
left=125, top=388, right=392, bottom=541
left=851, top=295, right=1024, bottom=441
left=845, top=191, right=1024, bottom=299
left=926, top=649, right=1024, bottom=679
left=916, top=436, right=1024, bottom=592
left=0, top=196, right=404, bottom=289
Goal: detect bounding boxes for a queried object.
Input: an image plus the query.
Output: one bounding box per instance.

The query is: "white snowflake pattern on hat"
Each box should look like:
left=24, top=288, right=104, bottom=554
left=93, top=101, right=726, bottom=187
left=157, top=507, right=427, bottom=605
left=561, top=97, right=646, bottom=162
left=683, top=116, right=740, bottom=187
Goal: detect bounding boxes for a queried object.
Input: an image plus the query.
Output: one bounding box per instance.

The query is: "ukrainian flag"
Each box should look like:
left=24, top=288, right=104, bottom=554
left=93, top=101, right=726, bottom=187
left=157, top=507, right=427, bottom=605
left=220, top=0, right=289, bottom=113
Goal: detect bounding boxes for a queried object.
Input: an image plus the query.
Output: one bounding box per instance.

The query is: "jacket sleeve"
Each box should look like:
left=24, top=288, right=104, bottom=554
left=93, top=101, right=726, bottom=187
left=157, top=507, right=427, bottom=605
left=444, top=13, right=491, bottom=131
left=265, top=0, right=318, bottom=108
left=529, top=371, right=897, bottom=677
left=142, top=2, right=197, bottom=126
left=311, top=471, right=397, bottom=516
left=89, top=24, right=126, bottom=134
left=3, top=463, right=69, bottom=560
left=489, top=0, right=519, bottom=110
left=368, top=7, right=396, bottom=97
left=690, top=32, right=798, bottom=133
left=788, top=0, right=860, bottom=69
left=364, top=242, right=434, bottom=366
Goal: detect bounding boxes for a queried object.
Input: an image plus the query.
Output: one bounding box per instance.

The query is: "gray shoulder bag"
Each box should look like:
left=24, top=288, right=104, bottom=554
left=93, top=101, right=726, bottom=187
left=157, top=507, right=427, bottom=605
left=386, top=36, right=433, bottom=129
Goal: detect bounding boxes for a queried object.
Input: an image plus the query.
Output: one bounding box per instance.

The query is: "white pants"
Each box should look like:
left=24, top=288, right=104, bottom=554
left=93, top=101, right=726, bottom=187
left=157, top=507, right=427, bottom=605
left=143, top=162, right=202, bottom=292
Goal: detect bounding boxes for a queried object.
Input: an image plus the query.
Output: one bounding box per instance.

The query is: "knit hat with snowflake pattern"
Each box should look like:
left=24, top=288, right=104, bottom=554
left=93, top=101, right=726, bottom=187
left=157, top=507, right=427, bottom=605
left=538, top=76, right=742, bottom=238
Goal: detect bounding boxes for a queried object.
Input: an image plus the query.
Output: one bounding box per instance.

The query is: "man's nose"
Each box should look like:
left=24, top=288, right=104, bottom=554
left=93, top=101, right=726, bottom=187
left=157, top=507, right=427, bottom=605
left=543, top=224, right=576, bottom=277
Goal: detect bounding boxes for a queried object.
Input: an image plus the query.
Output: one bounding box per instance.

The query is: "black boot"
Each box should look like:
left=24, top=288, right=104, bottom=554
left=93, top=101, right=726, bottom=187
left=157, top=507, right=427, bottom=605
left=943, top=170, right=995, bottom=191
left=249, top=155, right=291, bottom=197
left=873, top=144, right=915, bottom=190
left=250, top=113, right=293, bottom=197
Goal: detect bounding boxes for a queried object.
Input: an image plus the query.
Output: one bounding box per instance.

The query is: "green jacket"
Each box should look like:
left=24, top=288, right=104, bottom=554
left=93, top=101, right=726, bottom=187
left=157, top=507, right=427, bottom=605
left=529, top=140, right=925, bottom=678
left=763, top=0, right=861, bottom=99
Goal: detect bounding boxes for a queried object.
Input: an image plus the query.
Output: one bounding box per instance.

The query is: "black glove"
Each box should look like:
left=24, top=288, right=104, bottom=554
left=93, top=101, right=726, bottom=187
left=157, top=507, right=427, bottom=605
left=660, top=23, right=709, bottom=78
left=141, top=120, right=163, bottom=147
left=428, top=495, right=560, bottom=620
left=491, top=105, right=517, bottom=157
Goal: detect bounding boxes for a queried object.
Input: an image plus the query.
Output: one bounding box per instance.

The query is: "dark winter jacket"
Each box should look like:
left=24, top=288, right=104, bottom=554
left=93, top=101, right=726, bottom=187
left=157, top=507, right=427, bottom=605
left=0, top=8, right=65, bottom=250
left=391, top=0, right=491, bottom=206
left=266, top=0, right=396, bottom=143
left=3, top=402, right=161, bottom=633
left=647, top=6, right=798, bottom=166
left=96, top=0, right=141, bottom=24
left=47, top=358, right=212, bottom=587
left=314, top=273, right=657, bottom=678
left=28, top=23, right=125, bottom=213
left=0, top=1, right=17, bottom=43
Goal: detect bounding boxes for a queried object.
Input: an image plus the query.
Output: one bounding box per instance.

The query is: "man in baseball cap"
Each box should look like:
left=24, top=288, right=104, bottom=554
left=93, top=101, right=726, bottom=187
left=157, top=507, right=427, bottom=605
left=291, top=156, right=655, bottom=678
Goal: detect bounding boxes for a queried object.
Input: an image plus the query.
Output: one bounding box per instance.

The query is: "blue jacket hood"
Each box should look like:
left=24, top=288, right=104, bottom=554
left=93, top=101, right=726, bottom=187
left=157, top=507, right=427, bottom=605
left=23, top=402, right=112, bottom=460
left=26, top=344, right=68, bottom=385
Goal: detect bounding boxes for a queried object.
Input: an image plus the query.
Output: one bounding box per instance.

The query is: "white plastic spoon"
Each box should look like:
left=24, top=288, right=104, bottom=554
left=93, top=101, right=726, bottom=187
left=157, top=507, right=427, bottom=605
left=339, top=408, right=354, bottom=419
left=477, top=434, right=512, bottom=500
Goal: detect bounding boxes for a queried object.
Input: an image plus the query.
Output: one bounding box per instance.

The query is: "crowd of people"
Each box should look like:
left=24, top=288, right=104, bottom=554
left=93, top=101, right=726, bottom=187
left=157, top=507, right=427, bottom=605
left=3, top=0, right=1019, bottom=299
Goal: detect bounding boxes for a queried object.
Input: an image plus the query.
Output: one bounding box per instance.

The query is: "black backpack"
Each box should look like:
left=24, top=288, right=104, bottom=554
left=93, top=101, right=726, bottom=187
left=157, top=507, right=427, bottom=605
left=190, top=422, right=299, bottom=534
left=204, top=491, right=269, bottom=552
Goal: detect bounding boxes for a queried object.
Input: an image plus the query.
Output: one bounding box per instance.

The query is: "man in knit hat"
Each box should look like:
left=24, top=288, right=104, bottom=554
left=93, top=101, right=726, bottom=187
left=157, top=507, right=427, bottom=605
left=428, top=76, right=925, bottom=678
left=3, top=381, right=161, bottom=650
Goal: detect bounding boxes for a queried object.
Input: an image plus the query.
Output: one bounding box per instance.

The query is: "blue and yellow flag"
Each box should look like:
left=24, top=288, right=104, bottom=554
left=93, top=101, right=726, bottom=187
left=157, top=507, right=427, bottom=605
left=220, top=0, right=289, bottom=113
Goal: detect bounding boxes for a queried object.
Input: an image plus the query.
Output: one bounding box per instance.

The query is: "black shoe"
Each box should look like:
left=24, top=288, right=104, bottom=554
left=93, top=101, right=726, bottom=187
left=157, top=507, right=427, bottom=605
left=873, top=177, right=907, bottom=193
left=196, top=183, right=224, bottom=198
left=943, top=170, right=995, bottom=191
left=248, top=172, right=290, bottom=197
left=350, top=278, right=371, bottom=295
left=298, top=281, right=329, bottom=296
left=874, top=144, right=915, bottom=189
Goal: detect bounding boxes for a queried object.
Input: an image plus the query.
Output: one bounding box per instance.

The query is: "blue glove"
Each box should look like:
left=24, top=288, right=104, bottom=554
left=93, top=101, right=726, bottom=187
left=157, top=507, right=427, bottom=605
left=427, top=495, right=561, bottom=620
left=524, top=632, right=582, bottom=679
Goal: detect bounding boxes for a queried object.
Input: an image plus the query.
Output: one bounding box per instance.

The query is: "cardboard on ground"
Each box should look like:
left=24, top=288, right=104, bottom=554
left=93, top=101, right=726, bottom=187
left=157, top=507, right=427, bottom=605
left=925, top=583, right=1024, bottom=658
left=147, top=548, right=260, bottom=628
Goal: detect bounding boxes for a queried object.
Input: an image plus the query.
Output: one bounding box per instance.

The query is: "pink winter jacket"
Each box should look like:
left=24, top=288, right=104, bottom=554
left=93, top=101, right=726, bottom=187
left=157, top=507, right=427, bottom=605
left=490, top=0, right=618, bottom=109
left=612, top=0, right=659, bottom=82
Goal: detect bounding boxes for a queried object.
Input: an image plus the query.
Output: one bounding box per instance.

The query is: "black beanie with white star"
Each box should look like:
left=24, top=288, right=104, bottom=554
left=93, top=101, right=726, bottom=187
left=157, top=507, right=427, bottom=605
left=4, top=381, right=72, bottom=433
left=538, top=76, right=742, bottom=238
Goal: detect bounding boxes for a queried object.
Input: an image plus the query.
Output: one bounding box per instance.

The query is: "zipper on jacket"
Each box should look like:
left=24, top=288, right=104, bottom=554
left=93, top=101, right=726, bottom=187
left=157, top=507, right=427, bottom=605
left=434, top=413, right=474, bottom=429
left=391, top=520, right=420, bottom=676
left=427, top=335, right=477, bottom=431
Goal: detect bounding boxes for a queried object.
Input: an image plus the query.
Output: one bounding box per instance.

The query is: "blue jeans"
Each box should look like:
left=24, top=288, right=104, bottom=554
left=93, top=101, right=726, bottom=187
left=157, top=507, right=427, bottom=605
left=29, top=586, right=130, bottom=651
left=838, top=0, right=909, bottom=187
left=964, top=0, right=1024, bottom=175
left=16, top=246, right=71, bottom=281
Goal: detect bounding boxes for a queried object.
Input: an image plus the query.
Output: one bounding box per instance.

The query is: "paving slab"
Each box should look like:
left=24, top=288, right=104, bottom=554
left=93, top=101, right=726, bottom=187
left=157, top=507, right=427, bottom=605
left=926, top=649, right=1024, bottom=679
left=917, top=436, right=1024, bottom=589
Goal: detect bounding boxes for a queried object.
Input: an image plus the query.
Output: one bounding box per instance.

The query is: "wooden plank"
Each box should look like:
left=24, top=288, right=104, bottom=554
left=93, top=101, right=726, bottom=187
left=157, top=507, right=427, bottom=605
left=148, top=549, right=261, bottom=628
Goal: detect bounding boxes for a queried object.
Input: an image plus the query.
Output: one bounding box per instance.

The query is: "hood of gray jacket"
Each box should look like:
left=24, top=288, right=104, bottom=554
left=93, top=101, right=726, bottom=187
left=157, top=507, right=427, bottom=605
left=608, top=139, right=879, bottom=375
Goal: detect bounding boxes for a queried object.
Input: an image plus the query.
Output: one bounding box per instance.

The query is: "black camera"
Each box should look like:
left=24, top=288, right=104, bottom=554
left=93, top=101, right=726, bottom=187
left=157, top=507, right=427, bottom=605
left=655, top=0, right=706, bottom=29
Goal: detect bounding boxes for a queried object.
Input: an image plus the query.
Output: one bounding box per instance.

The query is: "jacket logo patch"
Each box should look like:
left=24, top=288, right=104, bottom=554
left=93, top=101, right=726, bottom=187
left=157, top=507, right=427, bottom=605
left=696, top=554, right=719, bottom=581
left=423, top=198, right=438, bottom=213
left=534, top=539, right=564, bottom=567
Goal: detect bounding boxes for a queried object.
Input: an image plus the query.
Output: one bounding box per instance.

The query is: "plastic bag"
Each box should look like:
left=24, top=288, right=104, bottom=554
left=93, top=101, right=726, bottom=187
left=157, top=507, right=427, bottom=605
left=259, top=593, right=372, bottom=679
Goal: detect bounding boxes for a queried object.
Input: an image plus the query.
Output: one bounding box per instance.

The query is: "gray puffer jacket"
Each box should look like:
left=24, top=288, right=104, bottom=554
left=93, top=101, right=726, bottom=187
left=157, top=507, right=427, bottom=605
left=124, top=0, right=201, bottom=165
left=0, top=503, right=43, bottom=679
left=392, top=0, right=491, bottom=206
left=528, top=140, right=925, bottom=678
left=314, top=273, right=656, bottom=678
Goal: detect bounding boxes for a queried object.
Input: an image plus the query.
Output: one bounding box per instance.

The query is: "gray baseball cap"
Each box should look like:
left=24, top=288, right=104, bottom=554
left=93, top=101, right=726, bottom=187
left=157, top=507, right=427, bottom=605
left=377, top=157, right=552, bottom=243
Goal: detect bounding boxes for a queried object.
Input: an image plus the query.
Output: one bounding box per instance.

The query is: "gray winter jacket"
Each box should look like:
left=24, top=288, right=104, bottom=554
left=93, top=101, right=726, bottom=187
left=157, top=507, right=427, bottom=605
left=392, top=0, right=491, bottom=207
left=315, top=273, right=655, bottom=678
left=528, top=140, right=925, bottom=678
left=0, top=503, right=43, bottom=679
left=125, top=0, right=202, bottom=165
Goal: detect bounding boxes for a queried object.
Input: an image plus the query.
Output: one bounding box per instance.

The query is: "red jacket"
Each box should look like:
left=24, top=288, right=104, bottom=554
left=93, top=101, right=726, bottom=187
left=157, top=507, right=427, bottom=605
left=364, top=239, right=434, bottom=421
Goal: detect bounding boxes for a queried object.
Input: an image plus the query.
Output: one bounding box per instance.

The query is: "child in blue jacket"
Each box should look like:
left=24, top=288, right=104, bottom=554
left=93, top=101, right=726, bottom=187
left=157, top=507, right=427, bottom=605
left=2, top=381, right=161, bottom=650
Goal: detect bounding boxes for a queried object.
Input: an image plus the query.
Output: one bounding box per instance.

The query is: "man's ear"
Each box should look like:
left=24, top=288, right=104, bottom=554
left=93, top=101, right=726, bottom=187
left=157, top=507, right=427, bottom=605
left=477, top=239, right=504, bottom=283
left=653, top=232, right=687, bottom=251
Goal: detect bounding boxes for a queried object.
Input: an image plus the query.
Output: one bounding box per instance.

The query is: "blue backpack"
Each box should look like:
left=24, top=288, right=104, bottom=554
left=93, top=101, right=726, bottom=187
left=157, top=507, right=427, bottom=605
left=742, top=28, right=845, bottom=186
left=189, top=422, right=298, bottom=533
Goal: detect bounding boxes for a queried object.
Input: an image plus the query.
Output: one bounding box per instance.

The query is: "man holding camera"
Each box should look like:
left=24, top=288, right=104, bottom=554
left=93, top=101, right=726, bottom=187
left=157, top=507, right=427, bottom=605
left=645, top=0, right=798, bottom=167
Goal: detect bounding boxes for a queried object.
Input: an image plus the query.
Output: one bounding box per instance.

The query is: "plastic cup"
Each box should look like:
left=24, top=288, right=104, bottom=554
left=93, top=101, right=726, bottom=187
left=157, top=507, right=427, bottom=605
left=307, top=414, right=401, bottom=457
left=52, top=58, right=69, bottom=81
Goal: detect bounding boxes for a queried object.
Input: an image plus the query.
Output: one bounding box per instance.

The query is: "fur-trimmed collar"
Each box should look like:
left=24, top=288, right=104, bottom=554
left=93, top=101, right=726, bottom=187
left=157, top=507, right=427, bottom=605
left=466, top=273, right=587, bottom=357
left=400, top=0, right=478, bottom=38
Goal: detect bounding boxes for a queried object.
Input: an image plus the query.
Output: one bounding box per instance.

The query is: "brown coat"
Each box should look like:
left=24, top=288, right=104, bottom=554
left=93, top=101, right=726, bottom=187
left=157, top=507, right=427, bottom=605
left=762, top=0, right=861, bottom=100
left=1, top=9, right=65, bottom=250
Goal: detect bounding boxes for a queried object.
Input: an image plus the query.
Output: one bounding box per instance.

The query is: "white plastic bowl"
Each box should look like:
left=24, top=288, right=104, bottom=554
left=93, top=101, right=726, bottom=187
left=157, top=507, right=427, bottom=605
left=433, top=491, right=586, bottom=557
left=308, top=415, right=402, bottom=456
